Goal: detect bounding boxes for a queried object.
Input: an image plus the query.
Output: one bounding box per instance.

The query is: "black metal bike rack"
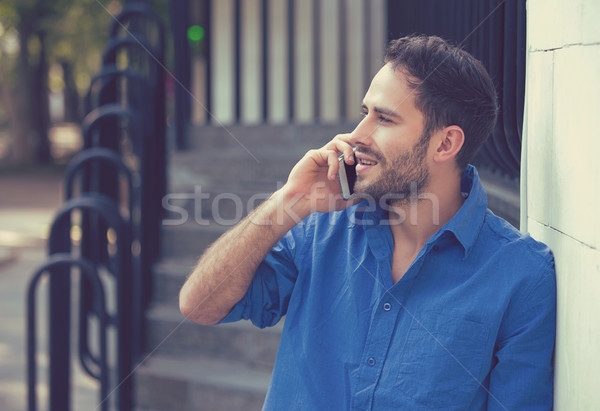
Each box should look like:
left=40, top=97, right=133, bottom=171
left=100, top=33, right=166, bottom=311
left=27, top=254, right=109, bottom=411
left=63, top=150, right=140, bottom=410
left=28, top=195, right=128, bottom=411
left=26, top=2, right=165, bottom=410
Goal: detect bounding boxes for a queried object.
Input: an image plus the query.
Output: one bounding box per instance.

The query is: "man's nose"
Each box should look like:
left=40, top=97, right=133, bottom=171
left=349, top=117, right=375, bottom=146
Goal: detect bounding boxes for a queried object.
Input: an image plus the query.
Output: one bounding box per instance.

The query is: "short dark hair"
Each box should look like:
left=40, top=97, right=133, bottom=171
left=384, top=34, right=499, bottom=171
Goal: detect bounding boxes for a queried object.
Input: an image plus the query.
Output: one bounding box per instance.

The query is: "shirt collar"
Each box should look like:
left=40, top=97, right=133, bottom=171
left=437, top=164, right=487, bottom=258
left=350, top=164, right=488, bottom=258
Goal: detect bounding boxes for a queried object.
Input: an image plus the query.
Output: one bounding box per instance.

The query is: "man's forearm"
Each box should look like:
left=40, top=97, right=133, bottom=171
left=179, top=187, right=308, bottom=325
left=179, top=140, right=356, bottom=325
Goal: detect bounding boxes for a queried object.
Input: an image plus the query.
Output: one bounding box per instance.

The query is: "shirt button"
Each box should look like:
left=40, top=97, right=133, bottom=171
left=367, top=357, right=376, bottom=366
left=383, top=302, right=392, bottom=311
left=433, top=245, right=440, bottom=252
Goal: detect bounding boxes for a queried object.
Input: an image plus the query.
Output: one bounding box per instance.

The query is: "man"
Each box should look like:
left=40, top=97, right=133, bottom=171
left=180, top=35, right=556, bottom=410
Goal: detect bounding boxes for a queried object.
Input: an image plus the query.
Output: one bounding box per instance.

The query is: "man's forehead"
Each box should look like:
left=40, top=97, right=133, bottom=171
left=363, top=64, right=417, bottom=112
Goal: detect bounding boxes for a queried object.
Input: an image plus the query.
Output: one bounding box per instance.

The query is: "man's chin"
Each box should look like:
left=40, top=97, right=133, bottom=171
left=352, top=181, right=369, bottom=197
left=353, top=175, right=372, bottom=192
left=352, top=183, right=382, bottom=202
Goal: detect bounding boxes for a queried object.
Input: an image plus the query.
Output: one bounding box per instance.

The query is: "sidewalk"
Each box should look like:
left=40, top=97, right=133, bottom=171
left=0, top=166, right=98, bottom=410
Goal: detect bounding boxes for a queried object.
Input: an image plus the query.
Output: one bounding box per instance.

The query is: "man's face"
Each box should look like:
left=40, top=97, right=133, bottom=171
left=350, top=64, right=432, bottom=202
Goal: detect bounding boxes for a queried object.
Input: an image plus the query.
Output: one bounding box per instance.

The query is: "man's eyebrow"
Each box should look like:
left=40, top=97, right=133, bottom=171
left=361, top=103, right=403, bottom=120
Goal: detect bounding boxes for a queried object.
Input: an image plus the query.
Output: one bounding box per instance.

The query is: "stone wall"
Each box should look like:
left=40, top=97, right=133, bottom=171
left=522, top=0, right=600, bottom=408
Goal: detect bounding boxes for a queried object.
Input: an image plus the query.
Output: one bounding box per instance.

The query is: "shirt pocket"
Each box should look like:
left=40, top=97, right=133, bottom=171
left=395, top=311, right=491, bottom=409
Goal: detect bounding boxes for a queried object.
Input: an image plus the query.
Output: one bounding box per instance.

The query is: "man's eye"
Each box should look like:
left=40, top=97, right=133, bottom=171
left=378, top=115, right=392, bottom=123
left=360, top=110, right=368, bottom=117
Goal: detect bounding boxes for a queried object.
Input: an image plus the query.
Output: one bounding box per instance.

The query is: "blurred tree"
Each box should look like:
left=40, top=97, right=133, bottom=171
left=45, top=1, right=119, bottom=119
left=0, top=0, right=54, bottom=163
left=0, top=0, right=113, bottom=164
left=0, top=0, right=169, bottom=165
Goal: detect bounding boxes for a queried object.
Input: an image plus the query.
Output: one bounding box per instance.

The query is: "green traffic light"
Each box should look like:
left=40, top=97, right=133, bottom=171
left=187, top=25, right=205, bottom=42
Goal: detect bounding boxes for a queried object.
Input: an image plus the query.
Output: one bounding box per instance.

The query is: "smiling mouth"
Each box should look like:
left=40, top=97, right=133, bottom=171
left=358, top=158, right=378, bottom=166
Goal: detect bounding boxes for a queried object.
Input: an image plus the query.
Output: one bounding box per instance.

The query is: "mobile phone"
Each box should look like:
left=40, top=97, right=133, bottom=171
left=338, top=150, right=357, bottom=200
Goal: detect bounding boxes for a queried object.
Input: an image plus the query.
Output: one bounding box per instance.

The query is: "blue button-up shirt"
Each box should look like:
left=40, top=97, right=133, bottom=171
left=221, top=165, right=556, bottom=410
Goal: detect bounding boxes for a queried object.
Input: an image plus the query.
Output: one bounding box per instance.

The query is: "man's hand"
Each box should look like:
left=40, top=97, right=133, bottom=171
left=282, top=134, right=358, bottom=217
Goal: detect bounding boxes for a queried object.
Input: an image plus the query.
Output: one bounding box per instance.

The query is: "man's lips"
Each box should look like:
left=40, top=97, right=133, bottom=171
left=355, top=153, right=379, bottom=173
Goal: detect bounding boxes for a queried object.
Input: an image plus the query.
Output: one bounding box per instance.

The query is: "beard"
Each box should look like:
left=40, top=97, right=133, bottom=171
left=354, top=134, right=430, bottom=204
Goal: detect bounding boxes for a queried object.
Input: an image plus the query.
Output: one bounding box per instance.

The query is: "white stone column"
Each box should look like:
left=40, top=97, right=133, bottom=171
left=523, top=0, right=600, bottom=408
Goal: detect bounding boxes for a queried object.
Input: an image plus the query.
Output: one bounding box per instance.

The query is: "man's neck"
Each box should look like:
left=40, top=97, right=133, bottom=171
left=387, top=174, right=464, bottom=256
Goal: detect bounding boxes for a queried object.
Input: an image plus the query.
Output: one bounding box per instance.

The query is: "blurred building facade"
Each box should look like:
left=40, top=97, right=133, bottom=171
left=182, top=0, right=386, bottom=126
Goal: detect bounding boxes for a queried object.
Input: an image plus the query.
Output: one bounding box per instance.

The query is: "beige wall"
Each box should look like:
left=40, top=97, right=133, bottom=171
left=522, top=0, right=600, bottom=408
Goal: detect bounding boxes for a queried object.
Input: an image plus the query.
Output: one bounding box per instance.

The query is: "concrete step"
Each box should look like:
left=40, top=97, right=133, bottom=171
left=166, top=124, right=358, bottom=223
left=152, top=257, right=196, bottom=304
left=160, top=221, right=227, bottom=260
left=167, top=145, right=297, bottom=222
left=187, top=123, right=355, bottom=150
left=163, top=180, right=279, bottom=224
left=135, top=354, right=270, bottom=411
left=172, top=126, right=335, bottom=188
left=169, top=151, right=298, bottom=190
left=169, top=125, right=355, bottom=193
left=144, top=303, right=282, bottom=371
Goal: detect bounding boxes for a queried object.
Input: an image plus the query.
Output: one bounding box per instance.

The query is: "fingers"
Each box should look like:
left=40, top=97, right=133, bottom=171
left=322, top=134, right=355, bottom=165
left=287, top=146, right=361, bottom=214
left=326, top=150, right=339, bottom=181
left=304, top=149, right=340, bottom=181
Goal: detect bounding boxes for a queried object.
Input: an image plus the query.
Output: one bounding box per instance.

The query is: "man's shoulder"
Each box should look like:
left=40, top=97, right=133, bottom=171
left=480, top=209, right=555, bottom=277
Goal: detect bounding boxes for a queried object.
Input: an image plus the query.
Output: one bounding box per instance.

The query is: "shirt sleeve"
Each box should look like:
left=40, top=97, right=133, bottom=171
left=218, top=223, right=307, bottom=329
left=487, top=255, right=557, bottom=411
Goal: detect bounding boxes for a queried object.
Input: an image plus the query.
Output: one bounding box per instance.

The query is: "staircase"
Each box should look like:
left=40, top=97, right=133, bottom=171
left=134, top=124, right=354, bottom=411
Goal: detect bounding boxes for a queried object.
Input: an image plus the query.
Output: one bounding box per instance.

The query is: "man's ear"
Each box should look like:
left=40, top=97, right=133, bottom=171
left=433, top=126, right=464, bottom=163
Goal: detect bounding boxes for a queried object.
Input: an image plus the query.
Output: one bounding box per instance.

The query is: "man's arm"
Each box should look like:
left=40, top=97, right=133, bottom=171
left=179, top=188, right=301, bottom=325
left=487, top=262, right=556, bottom=410
left=179, top=140, right=356, bottom=325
